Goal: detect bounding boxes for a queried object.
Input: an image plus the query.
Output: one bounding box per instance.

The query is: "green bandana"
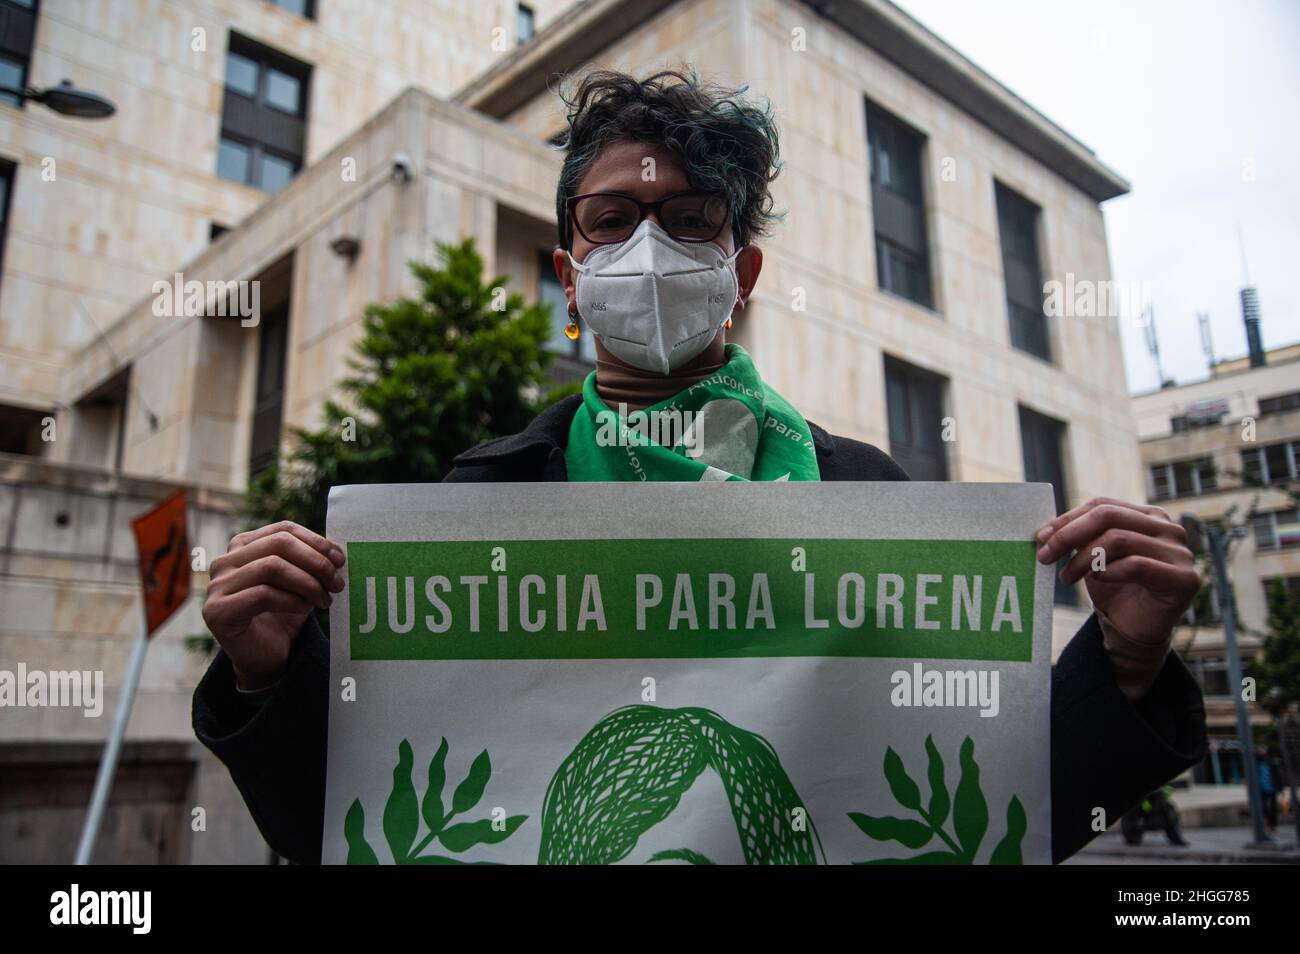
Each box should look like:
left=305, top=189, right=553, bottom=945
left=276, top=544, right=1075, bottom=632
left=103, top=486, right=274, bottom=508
left=565, top=344, right=822, bottom=482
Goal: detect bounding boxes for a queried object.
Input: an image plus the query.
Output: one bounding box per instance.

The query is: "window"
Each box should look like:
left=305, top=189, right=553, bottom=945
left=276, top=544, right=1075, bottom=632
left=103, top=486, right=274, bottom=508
left=1019, top=406, right=1076, bottom=605
left=865, top=100, right=931, bottom=309
left=249, top=303, right=289, bottom=477
left=1252, top=508, right=1300, bottom=551
left=884, top=356, right=948, bottom=481
left=268, top=0, right=314, bottom=18
left=1171, top=413, right=1224, bottom=432
left=539, top=251, right=595, bottom=365
left=0, top=157, right=14, bottom=281
left=1258, top=391, right=1300, bottom=417
left=218, top=35, right=310, bottom=193
left=0, top=0, right=38, bottom=109
left=1187, top=657, right=1235, bottom=698
left=0, top=402, right=47, bottom=455
left=1241, top=440, right=1299, bottom=486
left=1149, top=457, right=1217, bottom=500
left=996, top=183, right=1049, bottom=361
left=516, top=3, right=535, bottom=44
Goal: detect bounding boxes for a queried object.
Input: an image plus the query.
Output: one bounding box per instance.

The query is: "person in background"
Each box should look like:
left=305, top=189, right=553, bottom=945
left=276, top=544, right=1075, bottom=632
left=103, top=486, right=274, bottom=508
left=1257, top=745, right=1279, bottom=831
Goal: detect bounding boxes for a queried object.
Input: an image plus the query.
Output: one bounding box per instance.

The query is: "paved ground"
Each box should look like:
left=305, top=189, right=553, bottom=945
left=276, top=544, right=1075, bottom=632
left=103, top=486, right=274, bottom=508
left=1067, top=825, right=1300, bottom=864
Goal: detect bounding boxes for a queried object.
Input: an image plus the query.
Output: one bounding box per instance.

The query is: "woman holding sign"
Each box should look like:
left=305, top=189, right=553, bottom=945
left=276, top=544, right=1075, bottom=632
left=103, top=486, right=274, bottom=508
left=196, top=70, right=1205, bottom=865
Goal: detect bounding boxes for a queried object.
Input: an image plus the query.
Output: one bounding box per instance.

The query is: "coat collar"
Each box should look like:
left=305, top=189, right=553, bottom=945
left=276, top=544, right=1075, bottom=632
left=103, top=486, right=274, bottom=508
left=452, top=393, right=836, bottom=469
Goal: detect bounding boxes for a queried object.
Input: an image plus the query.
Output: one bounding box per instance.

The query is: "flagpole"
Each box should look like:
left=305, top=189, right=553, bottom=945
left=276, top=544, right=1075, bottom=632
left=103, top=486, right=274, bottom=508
left=74, top=610, right=151, bottom=864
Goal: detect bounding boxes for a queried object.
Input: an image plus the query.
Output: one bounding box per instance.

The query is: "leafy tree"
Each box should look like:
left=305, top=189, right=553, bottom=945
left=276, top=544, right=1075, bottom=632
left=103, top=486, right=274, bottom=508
left=248, top=237, right=577, bottom=534
left=1258, top=577, right=1300, bottom=718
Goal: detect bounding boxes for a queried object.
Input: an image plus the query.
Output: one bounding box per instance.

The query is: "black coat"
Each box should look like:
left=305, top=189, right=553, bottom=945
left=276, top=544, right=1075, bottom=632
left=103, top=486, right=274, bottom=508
left=193, top=394, right=1208, bottom=864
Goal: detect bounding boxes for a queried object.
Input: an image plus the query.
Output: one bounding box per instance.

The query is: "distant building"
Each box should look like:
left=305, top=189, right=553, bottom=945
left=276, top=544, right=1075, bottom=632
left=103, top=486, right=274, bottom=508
left=1131, top=332, right=1300, bottom=785
left=2, top=0, right=1141, bottom=860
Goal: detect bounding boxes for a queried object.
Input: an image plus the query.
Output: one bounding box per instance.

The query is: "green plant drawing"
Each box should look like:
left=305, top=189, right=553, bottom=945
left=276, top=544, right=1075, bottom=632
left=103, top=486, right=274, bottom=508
left=848, top=734, right=1026, bottom=865
left=344, top=738, right=527, bottom=864
left=539, top=705, right=824, bottom=865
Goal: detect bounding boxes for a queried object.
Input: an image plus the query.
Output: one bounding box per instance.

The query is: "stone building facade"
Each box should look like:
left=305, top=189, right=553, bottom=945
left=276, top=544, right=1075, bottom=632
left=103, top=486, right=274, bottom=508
left=1131, top=343, right=1300, bottom=782
left=2, top=0, right=1143, bottom=861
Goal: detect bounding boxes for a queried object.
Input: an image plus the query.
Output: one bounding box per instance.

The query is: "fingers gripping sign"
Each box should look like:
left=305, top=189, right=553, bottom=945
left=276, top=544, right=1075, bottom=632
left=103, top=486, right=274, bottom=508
left=1032, top=498, right=1200, bottom=646
left=202, top=520, right=348, bottom=690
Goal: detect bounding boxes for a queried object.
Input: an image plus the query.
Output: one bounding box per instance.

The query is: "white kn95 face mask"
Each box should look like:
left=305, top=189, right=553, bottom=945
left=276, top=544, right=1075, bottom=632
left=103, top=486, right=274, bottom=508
left=566, top=218, right=741, bottom=375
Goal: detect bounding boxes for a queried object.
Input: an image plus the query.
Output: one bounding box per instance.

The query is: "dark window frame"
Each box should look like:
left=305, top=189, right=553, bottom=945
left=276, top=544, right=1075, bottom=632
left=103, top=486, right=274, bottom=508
left=995, top=181, right=1051, bottom=362
left=883, top=355, right=949, bottom=481
left=0, top=0, right=39, bottom=110
left=1252, top=508, right=1300, bottom=551
left=1019, top=405, right=1076, bottom=605
left=218, top=33, right=310, bottom=193
left=249, top=302, right=290, bottom=478
left=516, top=3, right=535, bottom=44
left=865, top=99, right=933, bottom=310
left=1241, top=440, right=1299, bottom=486
left=1258, top=391, right=1300, bottom=417
left=1149, top=457, right=1217, bottom=501
left=267, top=0, right=315, bottom=20
left=0, top=156, right=14, bottom=283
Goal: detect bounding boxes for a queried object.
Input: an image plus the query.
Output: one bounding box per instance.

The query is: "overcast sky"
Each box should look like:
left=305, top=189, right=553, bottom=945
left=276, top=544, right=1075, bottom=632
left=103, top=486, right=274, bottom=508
left=891, top=0, right=1300, bottom=394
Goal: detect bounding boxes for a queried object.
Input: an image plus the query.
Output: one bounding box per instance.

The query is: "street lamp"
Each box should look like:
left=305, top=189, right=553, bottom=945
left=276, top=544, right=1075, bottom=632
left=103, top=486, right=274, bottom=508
left=1180, top=513, right=1274, bottom=847
left=0, top=79, right=116, bottom=118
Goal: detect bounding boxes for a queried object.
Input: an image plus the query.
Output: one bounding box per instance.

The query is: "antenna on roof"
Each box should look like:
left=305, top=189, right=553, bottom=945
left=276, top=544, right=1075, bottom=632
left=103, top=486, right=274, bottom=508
left=1141, top=302, right=1167, bottom=387
left=1236, top=225, right=1266, bottom=368
left=1198, top=312, right=1215, bottom=370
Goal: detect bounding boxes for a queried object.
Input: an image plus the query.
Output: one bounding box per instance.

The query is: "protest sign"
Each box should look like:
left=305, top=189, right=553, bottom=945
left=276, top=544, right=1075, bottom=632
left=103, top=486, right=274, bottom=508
left=322, top=481, right=1055, bottom=864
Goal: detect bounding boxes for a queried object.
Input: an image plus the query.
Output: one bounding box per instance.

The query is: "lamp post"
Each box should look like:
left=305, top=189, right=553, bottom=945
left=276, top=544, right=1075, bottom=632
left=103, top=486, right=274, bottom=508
left=1181, top=513, right=1273, bottom=846
left=0, top=79, right=116, bottom=118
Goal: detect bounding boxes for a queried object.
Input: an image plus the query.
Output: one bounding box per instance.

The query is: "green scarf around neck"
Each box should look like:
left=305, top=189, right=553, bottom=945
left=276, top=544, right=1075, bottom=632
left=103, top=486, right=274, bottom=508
left=565, top=344, right=822, bottom=482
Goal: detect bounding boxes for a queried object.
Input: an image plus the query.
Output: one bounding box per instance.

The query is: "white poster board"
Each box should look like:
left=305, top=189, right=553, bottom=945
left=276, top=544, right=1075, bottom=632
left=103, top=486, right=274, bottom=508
left=322, top=481, right=1055, bottom=865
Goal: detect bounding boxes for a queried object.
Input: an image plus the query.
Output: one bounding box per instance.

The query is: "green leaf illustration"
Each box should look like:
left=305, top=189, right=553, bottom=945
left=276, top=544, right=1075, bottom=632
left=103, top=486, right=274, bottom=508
left=883, top=746, right=922, bottom=811
left=347, top=737, right=525, bottom=863
left=383, top=739, right=419, bottom=861
left=421, top=737, right=449, bottom=836
left=989, top=795, right=1027, bottom=865
left=851, top=736, right=1022, bottom=865
left=847, top=812, right=933, bottom=849
left=924, top=734, right=949, bottom=827
left=451, top=750, right=492, bottom=815
left=344, top=799, right=379, bottom=865
left=856, top=851, right=962, bottom=865
left=437, top=815, right=527, bottom=853
left=952, top=737, right=988, bottom=862
left=647, top=849, right=716, bottom=865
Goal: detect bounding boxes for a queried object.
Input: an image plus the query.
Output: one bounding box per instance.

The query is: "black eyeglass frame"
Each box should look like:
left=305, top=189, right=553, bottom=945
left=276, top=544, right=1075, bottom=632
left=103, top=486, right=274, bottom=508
left=564, top=190, right=731, bottom=248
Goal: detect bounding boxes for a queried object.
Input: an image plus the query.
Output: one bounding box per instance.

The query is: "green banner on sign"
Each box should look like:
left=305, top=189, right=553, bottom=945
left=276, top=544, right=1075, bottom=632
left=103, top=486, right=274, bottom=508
left=347, top=538, right=1036, bottom=662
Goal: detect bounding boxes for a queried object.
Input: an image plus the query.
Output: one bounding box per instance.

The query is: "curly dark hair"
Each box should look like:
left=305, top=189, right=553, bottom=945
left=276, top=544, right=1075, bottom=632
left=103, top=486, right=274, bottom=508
left=554, top=68, right=783, bottom=249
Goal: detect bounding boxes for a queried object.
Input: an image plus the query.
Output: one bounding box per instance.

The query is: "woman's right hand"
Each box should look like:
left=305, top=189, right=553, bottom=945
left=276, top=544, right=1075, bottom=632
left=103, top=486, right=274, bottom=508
left=201, top=521, right=346, bottom=690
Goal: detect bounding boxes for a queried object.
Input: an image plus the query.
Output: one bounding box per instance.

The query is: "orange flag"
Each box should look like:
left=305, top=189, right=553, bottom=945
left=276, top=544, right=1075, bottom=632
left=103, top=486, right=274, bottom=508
left=132, top=488, right=191, bottom=637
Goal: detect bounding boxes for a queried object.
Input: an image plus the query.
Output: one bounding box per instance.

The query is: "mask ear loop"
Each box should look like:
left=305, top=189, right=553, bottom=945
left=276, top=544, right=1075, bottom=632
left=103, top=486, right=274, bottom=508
left=565, top=249, right=590, bottom=274
left=722, top=245, right=745, bottom=329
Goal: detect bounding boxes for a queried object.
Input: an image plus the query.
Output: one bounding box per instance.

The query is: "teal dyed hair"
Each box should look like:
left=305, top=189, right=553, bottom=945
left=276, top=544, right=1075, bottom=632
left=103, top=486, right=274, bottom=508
left=554, top=68, right=784, bottom=249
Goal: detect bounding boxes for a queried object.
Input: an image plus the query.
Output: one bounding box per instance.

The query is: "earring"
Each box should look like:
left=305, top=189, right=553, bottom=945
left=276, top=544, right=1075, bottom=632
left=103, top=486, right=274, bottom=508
left=564, top=303, right=581, bottom=341
left=725, top=317, right=732, bottom=329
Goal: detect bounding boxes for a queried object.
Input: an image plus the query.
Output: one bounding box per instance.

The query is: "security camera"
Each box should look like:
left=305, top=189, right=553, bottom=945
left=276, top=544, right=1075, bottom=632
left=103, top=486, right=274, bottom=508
left=391, top=151, right=413, bottom=184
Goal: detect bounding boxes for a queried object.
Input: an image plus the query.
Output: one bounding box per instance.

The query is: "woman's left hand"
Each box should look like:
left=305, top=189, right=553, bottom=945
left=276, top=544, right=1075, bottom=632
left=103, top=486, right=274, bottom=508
left=1034, top=497, right=1201, bottom=645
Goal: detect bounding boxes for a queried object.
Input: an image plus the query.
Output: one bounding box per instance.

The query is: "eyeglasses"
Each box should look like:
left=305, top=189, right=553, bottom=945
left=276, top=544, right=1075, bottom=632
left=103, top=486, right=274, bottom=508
left=566, top=191, right=731, bottom=246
